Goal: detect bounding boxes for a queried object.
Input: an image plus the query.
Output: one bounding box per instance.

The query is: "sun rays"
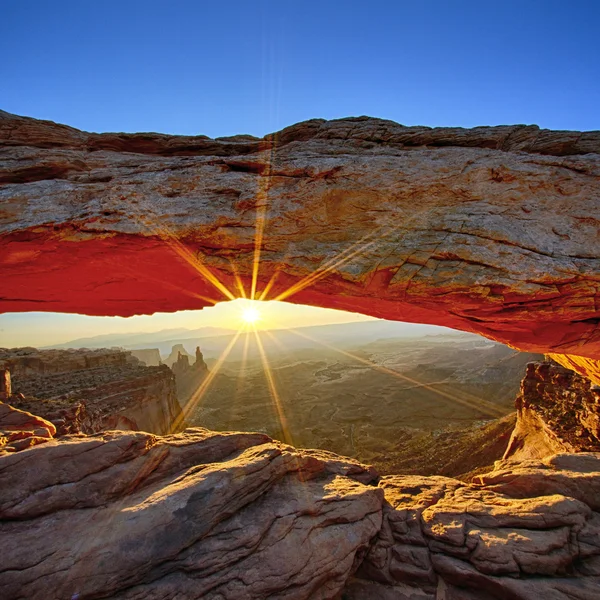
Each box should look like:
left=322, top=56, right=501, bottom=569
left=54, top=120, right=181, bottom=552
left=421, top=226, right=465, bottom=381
left=241, top=305, right=261, bottom=325
left=128, top=147, right=506, bottom=446
left=283, top=327, right=506, bottom=419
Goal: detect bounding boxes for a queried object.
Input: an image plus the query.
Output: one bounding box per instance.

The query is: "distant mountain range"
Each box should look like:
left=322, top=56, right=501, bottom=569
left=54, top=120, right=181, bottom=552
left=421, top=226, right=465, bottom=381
left=47, top=327, right=235, bottom=350
left=48, top=320, right=467, bottom=361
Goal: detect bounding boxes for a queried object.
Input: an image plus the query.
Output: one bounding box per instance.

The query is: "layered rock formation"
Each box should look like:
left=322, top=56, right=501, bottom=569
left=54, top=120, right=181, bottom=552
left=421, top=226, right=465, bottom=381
left=1, top=425, right=599, bottom=599
left=0, top=428, right=382, bottom=599
left=505, top=359, right=600, bottom=462
left=163, top=343, right=195, bottom=368
left=130, top=348, right=162, bottom=366
left=171, top=346, right=209, bottom=410
left=0, top=401, right=56, bottom=452
left=1, top=347, right=182, bottom=435
left=2, top=112, right=600, bottom=598
left=1, top=112, right=599, bottom=381
left=346, top=452, right=600, bottom=599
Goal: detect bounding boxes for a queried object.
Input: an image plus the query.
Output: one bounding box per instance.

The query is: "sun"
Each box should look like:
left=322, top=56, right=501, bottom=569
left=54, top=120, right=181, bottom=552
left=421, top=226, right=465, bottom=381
left=242, top=306, right=261, bottom=325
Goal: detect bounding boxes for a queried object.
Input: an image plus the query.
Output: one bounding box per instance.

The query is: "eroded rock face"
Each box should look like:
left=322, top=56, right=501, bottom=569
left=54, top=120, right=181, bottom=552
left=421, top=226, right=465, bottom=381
left=1, top=347, right=182, bottom=435
left=1, top=112, right=599, bottom=380
left=0, top=401, right=56, bottom=452
left=0, top=428, right=383, bottom=600
left=505, top=359, right=600, bottom=462
left=347, top=453, right=600, bottom=600
left=2, top=423, right=600, bottom=599
left=171, top=345, right=209, bottom=409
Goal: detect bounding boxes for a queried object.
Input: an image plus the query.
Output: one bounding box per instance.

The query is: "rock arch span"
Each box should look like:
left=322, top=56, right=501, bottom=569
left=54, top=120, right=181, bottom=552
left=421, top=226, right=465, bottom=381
left=1, top=111, right=599, bottom=379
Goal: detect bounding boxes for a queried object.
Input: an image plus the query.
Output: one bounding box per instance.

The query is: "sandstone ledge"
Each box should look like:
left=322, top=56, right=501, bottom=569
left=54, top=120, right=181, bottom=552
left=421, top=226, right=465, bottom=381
left=1, top=426, right=600, bottom=599
left=0, top=428, right=382, bottom=599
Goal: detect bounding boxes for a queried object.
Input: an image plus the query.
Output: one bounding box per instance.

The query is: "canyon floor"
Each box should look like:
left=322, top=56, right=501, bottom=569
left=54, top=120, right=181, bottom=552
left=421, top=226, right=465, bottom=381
left=183, top=331, right=541, bottom=477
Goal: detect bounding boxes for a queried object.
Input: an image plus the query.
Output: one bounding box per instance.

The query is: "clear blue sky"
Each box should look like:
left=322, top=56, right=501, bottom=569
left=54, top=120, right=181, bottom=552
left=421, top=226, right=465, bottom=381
left=2, top=0, right=599, bottom=347
left=2, top=0, right=599, bottom=137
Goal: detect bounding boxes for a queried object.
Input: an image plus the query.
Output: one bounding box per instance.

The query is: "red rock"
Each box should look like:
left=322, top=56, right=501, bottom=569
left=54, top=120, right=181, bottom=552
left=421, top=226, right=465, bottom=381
left=0, top=401, right=56, bottom=453
left=504, top=359, right=600, bottom=461
left=1, top=112, right=599, bottom=382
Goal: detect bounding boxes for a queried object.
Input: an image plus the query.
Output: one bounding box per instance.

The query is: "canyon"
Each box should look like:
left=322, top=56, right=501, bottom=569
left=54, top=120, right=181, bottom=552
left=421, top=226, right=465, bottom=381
left=1, top=112, right=600, bottom=599
left=0, top=347, right=182, bottom=438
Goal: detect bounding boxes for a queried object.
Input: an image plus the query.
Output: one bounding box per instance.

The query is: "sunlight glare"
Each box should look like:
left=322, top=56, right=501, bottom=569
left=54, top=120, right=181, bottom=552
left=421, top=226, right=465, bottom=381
left=241, top=304, right=262, bottom=325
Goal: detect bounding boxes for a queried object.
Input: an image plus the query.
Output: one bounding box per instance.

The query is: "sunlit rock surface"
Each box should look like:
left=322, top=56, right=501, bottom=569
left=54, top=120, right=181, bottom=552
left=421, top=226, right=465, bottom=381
left=346, top=454, right=600, bottom=600
left=0, top=401, right=55, bottom=452
left=505, top=359, right=600, bottom=462
left=0, top=428, right=383, bottom=600
left=1, top=111, right=599, bottom=381
left=1, top=425, right=600, bottom=599
left=1, top=347, right=182, bottom=435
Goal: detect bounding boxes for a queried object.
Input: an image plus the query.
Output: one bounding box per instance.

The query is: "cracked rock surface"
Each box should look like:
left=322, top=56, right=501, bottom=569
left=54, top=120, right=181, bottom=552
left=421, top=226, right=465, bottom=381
left=2, top=425, right=600, bottom=599
left=347, top=453, right=600, bottom=600
left=1, top=111, right=599, bottom=380
left=0, top=428, right=383, bottom=600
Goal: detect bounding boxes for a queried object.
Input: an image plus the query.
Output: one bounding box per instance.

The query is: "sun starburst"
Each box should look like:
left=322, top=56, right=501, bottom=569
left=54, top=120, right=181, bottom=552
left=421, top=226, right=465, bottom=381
left=242, top=306, right=261, bottom=325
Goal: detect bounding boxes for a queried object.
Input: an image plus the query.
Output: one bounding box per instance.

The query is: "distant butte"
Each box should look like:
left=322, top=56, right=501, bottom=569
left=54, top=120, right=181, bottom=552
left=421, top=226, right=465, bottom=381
left=1, top=111, right=599, bottom=385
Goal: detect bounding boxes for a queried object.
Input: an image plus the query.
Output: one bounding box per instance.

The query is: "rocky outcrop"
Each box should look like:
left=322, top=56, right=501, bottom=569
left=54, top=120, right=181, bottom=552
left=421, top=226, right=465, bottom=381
left=1, top=347, right=182, bottom=435
left=163, top=343, right=195, bottom=368
left=0, top=368, right=10, bottom=399
left=130, top=348, right=162, bottom=366
left=171, top=346, right=210, bottom=409
left=346, top=453, right=600, bottom=599
left=1, top=423, right=599, bottom=599
left=0, top=427, right=382, bottom=600
left=0, top=401, right=56, bottom=452
left=504, top=359, right=600, bottom=461
left=0, top=346, right=129, bottom=376
left=1, top=112, right=599, bottom=381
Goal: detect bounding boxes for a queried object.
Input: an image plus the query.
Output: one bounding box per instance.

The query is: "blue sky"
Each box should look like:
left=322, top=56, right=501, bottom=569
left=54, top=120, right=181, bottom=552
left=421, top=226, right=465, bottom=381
left=2, top=0, right=599, bottom=137
left=1, top=0, right=599, bottom=346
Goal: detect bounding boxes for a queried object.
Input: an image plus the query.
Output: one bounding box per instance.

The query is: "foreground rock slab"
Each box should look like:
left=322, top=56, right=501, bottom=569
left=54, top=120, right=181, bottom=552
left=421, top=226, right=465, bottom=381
left=348, top=453, right=600, bottom=600
left=2, top=423, right=600, bottom=599
left=0, top=428, right=382, bottom=600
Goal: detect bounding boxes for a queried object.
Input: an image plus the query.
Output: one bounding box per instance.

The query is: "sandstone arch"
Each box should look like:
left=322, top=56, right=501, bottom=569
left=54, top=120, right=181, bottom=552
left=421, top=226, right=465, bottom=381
left=1, top=111, right=599, bottom=379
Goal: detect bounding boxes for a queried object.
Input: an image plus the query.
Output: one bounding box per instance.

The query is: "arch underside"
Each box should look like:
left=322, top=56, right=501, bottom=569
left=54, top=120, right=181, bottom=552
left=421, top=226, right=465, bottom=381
left=1, top=111, right=599, bottom=380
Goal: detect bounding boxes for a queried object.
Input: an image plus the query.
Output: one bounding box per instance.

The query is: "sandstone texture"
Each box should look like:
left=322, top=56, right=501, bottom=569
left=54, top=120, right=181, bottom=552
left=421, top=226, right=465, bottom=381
left=1, top=112, right=599, bottom=380
left=1, top=424, right=600, bottom=599
left=1, top=347, right=182, bottom=435
left=505, top=359, right=600, bottom=462
left=0, top=427, right=383, bottom=600
left=0, top=401, right=56, bottom=452
left=347, top=453, right=600, bottom=599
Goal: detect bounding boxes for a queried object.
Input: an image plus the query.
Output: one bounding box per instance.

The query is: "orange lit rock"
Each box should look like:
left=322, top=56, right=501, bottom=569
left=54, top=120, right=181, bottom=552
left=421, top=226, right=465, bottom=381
left=1, top=111, right=599, bottom=378
left=0, top=401, right=56, bottom=453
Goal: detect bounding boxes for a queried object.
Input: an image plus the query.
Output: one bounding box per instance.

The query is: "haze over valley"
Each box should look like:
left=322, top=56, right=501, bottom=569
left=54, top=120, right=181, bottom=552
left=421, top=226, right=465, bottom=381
left=23, top=316, right=543, bottom=477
